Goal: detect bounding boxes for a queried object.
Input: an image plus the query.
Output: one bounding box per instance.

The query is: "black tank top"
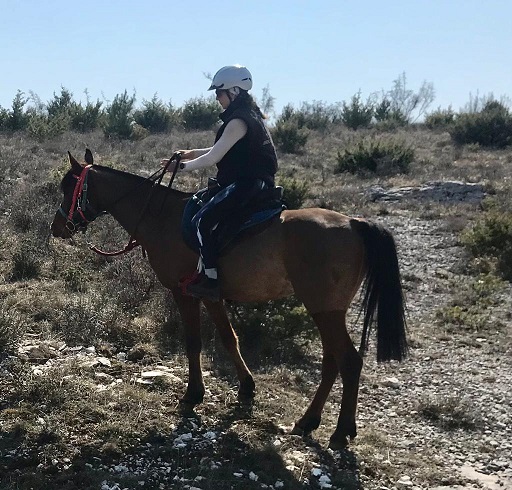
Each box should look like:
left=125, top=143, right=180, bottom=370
left=214, top=99, right=278, bottom=187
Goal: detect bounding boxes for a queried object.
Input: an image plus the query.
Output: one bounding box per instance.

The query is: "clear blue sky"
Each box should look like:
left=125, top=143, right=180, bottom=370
left=1, top=0, right=511, bottom=115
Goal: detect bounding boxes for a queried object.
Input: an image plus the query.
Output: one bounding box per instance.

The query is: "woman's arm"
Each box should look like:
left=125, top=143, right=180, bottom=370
left=162, top=119, right=248, bottom=172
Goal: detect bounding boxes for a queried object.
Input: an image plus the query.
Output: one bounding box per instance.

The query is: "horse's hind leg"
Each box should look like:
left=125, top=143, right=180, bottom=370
left=293, top=310, right=363, bottom=449
left=204, top=300, right=255, bottom=400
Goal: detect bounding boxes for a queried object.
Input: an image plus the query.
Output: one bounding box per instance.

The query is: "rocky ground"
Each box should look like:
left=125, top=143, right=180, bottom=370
left=3, top=182, right=511, bottom=489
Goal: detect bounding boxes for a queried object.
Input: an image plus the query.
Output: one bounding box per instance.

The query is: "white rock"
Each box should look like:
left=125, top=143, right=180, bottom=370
left=383, top=377, right=401, bottom=388
left=249, top=471, right=258, bottom=481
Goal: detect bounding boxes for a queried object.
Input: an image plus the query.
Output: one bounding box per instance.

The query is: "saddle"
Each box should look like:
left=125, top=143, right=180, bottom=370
left=181, top=181, right=285, bottom=255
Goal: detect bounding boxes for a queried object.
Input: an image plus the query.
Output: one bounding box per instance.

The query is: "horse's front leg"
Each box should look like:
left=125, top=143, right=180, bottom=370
left=203, top=300, right=255, bottom=400
left=171, top=288, right=205, bottom=406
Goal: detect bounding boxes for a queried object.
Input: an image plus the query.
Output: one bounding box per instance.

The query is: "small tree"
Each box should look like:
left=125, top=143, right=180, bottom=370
left=341, top=91, right=374, bottom=129
left=181, top=96, right=219, bottom=130
left=70, top=97, right=103, bottom=132
left=103, top=90, right=136, bottom=139
left=374, top=72, right=435, bottom=124
left=6, top=91, right=30, bottom=131
left=134, top=94, right=174, bottom=133
left=47, top=87, right=74, bottom=121
left=259, top=84, right=275, bottom=119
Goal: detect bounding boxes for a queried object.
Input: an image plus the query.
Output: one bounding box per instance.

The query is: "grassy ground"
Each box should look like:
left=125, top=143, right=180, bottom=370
left=1, top=126, right=511, bottom=489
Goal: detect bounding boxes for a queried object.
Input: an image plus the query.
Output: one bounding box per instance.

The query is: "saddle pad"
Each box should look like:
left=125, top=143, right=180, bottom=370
left=181, top=195, right=283, bottom=254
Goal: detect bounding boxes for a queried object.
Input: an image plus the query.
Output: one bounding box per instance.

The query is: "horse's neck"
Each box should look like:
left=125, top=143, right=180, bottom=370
left=91, top=166, right=186, bottom=243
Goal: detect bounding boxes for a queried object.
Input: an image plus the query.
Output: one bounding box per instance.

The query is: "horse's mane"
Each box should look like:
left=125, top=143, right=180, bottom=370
left=61, top=164, right=194, bottom=200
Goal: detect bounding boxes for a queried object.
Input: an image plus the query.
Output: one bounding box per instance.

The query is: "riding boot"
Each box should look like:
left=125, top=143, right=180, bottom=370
left=186, top=273, right=221, bottom=302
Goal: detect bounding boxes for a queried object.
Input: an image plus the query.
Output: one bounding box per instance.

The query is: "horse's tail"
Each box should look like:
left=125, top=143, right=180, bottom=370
left=351, top=219, right=408, bottom=362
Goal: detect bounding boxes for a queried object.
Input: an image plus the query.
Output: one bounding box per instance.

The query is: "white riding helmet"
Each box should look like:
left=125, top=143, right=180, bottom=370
left=208, top=65, right=253, bottom=91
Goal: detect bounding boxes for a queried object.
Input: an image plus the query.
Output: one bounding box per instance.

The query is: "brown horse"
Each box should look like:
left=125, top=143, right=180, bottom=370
left=50, top=150, right=407, bottom=450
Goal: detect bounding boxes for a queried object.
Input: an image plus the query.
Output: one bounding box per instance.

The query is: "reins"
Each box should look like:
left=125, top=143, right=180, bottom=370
left=90, top=151, right=182, bottom=257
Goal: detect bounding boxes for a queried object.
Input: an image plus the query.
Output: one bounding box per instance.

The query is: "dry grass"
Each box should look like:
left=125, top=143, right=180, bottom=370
left=1, top=127, right=511, bottom=489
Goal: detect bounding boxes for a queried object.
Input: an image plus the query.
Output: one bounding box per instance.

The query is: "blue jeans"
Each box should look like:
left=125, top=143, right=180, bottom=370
left=191, top=178, right=267, bottom=278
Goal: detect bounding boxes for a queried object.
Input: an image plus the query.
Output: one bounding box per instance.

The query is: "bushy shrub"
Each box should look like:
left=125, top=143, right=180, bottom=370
left=181, top=96, right=219, bottom=130
left=0, top=106, right=8, bottom=129
left=373, top=98, right=408, bottom=126
left=272, top=119, right=308, bottom=154
left=449, top=101, right=512, bottom=148
left=340, top=92, right=374, bottom=129
left=63, top=266, right=88, bottom=293
left=134, top=95, right=174, bottom=133
left=47, top=87, right=73, bottom=123
left=276, top=102, right=339, bottom=131
left=10, top=242, right=41, bottom=281
left=425, top=107, right=456, bottom=129
left=4, top=91, right=30, bottom=131
left=461, top=211, right=512, bottom=280
left=228, top=297, right=317, bottom=361
left=278, top=176, right=310, bottom=209
left=103, top=90, right=136, bottom=139
left=69, top=98, right=103, bottom=132
left=335, top=137, right=413, bottom=175
left=27, top=113, right=68, bottom=141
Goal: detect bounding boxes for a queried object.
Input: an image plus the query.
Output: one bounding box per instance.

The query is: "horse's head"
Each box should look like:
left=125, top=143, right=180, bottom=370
left=51, top=149, right=104, bottom=238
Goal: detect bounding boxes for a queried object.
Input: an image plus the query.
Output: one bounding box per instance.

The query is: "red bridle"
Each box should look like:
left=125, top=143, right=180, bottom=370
left=58, top=164, right=100, bottom=233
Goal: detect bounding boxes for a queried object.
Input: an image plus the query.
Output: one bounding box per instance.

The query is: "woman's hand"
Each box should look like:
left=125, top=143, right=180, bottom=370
left=160, top=150, right=195, bottom=172
left=160, top=158, right=179, bottom=173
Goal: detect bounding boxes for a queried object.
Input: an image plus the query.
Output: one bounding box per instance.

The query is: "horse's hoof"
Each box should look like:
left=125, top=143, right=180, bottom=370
left=178, top=400, right=197, bottom=414
left=291, top=424, right=307, bottom=436
left=291, top=415, right=321, bottom=437
left=328, top=435, right=349, bottom=451
left=179, top=392, right=204, bottom=408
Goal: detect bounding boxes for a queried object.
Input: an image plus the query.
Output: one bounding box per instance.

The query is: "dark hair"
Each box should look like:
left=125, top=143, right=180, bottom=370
left=235, top=90, right=267, bottom=119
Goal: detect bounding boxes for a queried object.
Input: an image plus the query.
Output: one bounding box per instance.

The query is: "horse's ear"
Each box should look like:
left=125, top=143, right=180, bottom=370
left=84, top=148, right=94, bottom=165
left=68, top=151, right=83, bottom=174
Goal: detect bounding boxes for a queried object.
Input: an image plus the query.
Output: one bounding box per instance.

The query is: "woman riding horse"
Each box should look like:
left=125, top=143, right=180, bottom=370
left=161, top=65, right=278, bottom=302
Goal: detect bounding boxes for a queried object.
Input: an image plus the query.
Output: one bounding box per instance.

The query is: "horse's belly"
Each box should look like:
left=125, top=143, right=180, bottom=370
left=219, top=223, right=293, bottom=302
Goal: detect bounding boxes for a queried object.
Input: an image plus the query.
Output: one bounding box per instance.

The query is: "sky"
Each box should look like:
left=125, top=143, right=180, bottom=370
left=1, top=0, right=511, bottom=117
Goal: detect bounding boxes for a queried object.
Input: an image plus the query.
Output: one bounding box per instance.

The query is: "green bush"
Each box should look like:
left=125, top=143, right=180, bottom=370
left=103, top=90, right=136, bottom=139
left=340, top=91, right=374, bottom=129
left=27, top=113, right=68, bottom=141
left=425, top=107, right=456, bottom=129
left=4, top=91, right=30, bottom=131
left=335, top=137, right=413, bottom=175
left=134, top=95, right=174, bottom=133
left=228, top=297, right=316, bottom=361
left=272, top=120, right=308, bottom=154
left=277, top=177, right=310, bottom=209
left=461, top=211, right=512, bottom=280
left=47, top=87, right=73, bottom=123
left=181, top=96, right=219, bottom=130
left=276, top=102, right=339, bottom=131
left=374, top=98, right=408, bottom=126
left=70, top=98, right=103, bottom=132
left=449, top=101, right=512, bottom=148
